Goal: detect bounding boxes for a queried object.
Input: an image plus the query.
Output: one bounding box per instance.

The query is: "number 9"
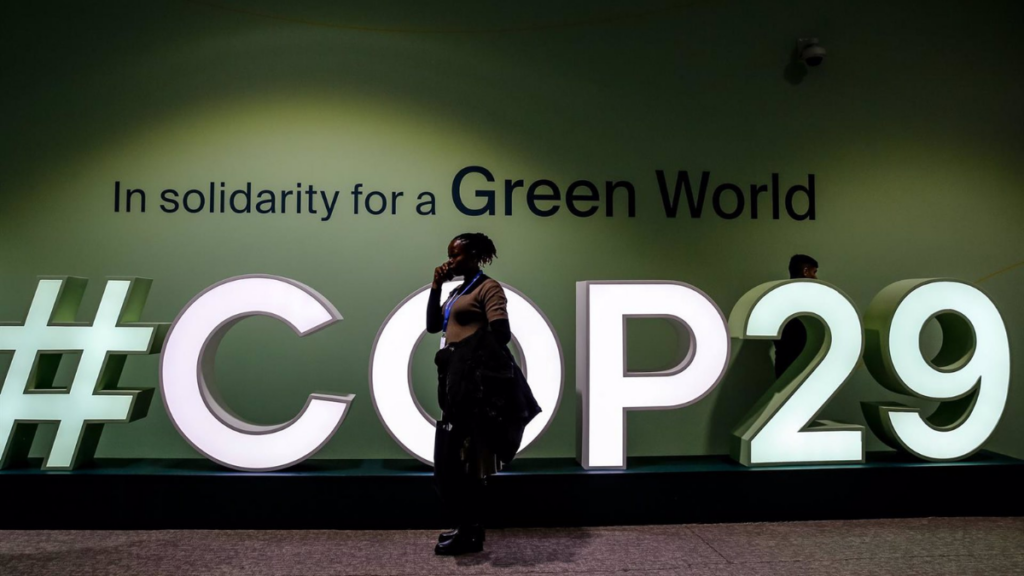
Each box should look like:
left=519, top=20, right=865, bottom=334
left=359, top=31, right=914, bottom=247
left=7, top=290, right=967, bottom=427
left=862, top=279, right=1010, bottom=461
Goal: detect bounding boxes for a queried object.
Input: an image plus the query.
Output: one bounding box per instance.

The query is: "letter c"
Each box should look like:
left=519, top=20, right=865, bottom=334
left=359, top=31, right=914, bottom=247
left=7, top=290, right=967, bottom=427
left=160, top=275, right=353, bottom=471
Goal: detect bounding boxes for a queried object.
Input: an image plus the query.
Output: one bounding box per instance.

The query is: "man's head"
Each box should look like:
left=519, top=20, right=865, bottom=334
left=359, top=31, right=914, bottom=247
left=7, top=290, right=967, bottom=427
left=788, top=254, right=818, bottom=279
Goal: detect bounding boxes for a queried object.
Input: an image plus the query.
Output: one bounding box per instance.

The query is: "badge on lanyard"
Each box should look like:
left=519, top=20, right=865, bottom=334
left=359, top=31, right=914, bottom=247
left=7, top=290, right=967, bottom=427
left=441, top=272, right=483, bottom=349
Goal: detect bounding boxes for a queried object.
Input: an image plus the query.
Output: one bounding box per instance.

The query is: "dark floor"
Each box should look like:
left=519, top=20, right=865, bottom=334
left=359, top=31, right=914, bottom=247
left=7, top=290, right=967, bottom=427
left=0, top=517, right=1021, bottom=575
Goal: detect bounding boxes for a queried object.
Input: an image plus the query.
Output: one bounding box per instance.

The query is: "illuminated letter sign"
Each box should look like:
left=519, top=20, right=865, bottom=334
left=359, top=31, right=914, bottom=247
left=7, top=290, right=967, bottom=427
left=862, top=279, right=1009, bottom=461
left=730, top=280, right=865, bottom=466
left=369, top=281, right=563, bottom=464
left=0, top=277, right=164, bottom=470
left=160, top=275, right=353, bottom=471
left=576, top=282, right=730, bottom=470
left=0, top=272, right=1011, bottom=472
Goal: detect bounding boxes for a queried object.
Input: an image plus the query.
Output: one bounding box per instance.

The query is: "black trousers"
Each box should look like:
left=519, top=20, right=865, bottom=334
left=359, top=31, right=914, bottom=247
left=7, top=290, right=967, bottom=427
left=434, top=345, right=486, bottom=529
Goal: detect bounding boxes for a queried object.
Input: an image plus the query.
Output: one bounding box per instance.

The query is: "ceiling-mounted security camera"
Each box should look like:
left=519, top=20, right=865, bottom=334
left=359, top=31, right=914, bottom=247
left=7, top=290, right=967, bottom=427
left=797, top=38, right=826, bottom=67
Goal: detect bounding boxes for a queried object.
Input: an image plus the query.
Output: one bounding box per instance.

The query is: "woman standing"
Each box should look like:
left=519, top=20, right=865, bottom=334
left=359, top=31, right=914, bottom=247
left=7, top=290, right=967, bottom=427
left=426, top=232, right=536, bottom=555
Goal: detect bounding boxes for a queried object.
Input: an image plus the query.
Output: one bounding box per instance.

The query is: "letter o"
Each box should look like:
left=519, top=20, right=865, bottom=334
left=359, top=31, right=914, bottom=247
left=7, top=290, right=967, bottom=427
left=369, top=281, right=563, bottom=464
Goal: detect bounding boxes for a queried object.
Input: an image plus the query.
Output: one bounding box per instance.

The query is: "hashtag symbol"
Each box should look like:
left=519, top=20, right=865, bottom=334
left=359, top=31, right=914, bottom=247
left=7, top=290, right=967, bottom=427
left=0, top=277, right=166, bottom=470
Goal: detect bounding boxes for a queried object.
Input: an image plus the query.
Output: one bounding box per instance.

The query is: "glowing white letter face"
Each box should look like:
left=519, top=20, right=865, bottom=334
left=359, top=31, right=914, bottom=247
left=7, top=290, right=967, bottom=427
left=576, top=282, right=730, bottom=469
left=0, top=277, right=163, bottom=470
left=369, top=281, right=562, bottom=464
left=160, top=275, right=353, bottom=471
left=730, top=280, right=864, bottom=466
left=862, top=280, right=1009, bottom=461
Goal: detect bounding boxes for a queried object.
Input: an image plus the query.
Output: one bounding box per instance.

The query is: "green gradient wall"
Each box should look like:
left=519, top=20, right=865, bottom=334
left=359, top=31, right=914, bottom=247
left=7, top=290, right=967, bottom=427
left=2, top=1, right=1022, bottom=461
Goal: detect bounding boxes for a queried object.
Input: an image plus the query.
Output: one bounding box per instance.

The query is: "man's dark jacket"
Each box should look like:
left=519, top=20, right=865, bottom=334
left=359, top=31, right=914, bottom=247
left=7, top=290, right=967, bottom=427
left=439, top=328, right=542, bottom=466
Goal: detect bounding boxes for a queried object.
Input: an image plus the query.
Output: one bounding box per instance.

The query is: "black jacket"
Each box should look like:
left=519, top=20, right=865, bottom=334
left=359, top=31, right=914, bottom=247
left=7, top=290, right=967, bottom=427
left=440, top=328, right=542, bottom=466
left=774, top=319, right=807, bottom=378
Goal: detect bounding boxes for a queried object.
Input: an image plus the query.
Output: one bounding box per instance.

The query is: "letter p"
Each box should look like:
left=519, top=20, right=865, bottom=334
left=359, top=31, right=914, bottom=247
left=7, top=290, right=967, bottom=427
left=576, top=282, right=729, bottom=469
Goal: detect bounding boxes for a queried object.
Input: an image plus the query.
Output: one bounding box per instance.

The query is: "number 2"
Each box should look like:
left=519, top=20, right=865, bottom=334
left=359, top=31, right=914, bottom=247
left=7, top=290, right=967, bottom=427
left=729, top=280, right=865, bottom=466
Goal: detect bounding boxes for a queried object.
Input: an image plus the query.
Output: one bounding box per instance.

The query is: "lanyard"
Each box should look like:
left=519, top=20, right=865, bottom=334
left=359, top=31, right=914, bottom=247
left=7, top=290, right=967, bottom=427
left=442, top=272, right=483, bottom=336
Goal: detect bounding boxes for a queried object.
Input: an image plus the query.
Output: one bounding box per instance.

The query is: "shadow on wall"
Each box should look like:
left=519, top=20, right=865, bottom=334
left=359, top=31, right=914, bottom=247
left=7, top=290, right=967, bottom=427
left=784, top=48, right=808, bottom=85
left=704, top=339, right=775, bottom=454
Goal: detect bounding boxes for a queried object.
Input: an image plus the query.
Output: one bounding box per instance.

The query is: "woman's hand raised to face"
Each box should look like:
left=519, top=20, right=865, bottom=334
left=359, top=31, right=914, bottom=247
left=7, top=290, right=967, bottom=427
left=433, top=262, right=453, bottom=290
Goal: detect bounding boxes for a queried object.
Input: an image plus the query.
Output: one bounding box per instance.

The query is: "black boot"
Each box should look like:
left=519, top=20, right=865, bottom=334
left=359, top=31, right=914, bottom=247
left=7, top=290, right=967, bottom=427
left=438, top=526, right=487, bottom=544
left=434, top=525, right=484, bottom=555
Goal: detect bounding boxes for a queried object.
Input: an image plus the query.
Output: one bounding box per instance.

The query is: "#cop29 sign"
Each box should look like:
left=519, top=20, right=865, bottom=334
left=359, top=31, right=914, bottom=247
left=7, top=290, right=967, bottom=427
left=0, top=274, right=1010, bottom=472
